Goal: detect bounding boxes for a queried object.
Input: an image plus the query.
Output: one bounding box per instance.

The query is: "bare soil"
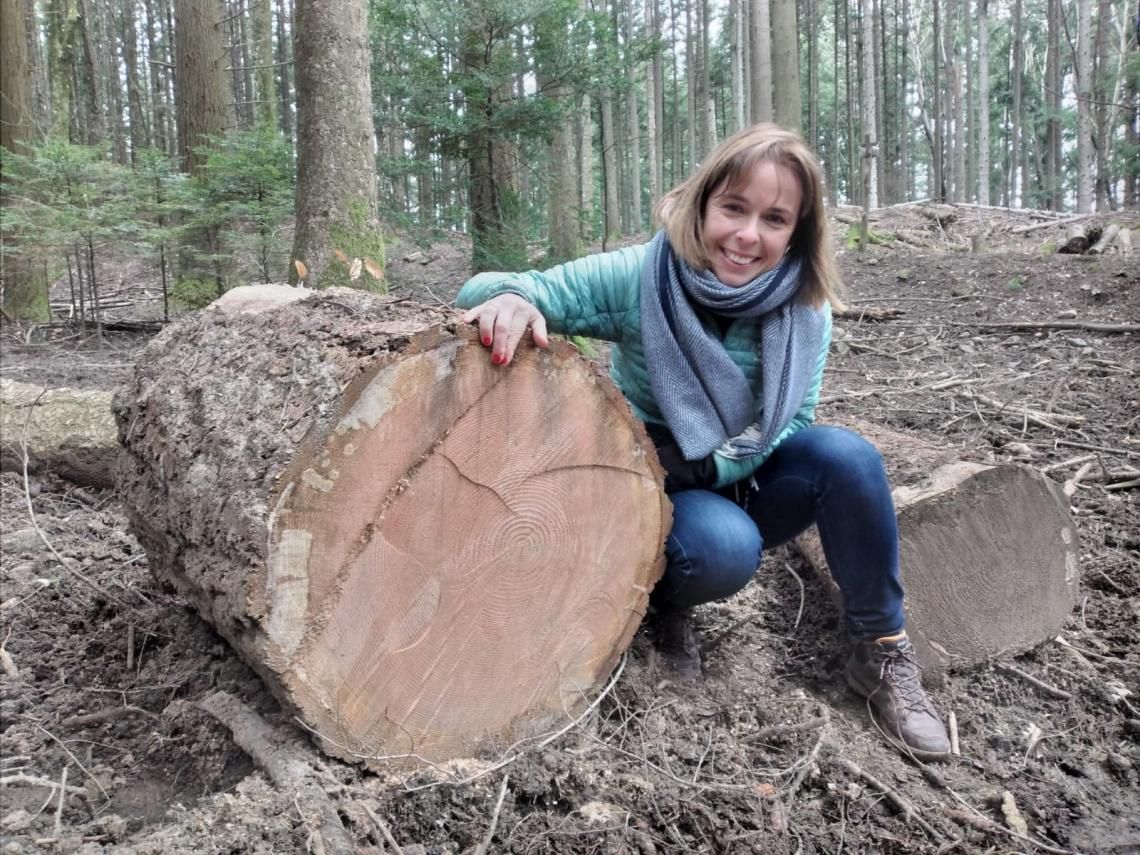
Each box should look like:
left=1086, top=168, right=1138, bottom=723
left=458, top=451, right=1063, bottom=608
left=1, top=207, right=1138, bottom=854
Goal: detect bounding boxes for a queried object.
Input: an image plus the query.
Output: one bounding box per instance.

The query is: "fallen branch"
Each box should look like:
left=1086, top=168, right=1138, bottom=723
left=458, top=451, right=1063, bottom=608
left=473, top=774, right=511, bottom=855
left=993, top=662, right=1074, bottom=701
left=1011, top=213, right=1092, bottom=235
left=828, top=756, right=944, bottom=841
left=196, top=691, right=354, bottom=855
left=955, top=320, right=1140, bottom=334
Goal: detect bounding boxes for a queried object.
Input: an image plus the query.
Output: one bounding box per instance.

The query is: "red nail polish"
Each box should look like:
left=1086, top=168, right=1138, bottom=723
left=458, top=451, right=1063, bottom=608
left=482, top=336, right=491, bottom=346
left=492, top=354, right=501, bottom=365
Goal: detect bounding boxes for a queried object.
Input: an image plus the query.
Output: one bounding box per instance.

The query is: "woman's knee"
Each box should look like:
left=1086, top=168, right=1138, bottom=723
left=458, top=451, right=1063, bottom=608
left=662, top=491, right=761, bottom=605
left=797, top=426, right=888, bottom=488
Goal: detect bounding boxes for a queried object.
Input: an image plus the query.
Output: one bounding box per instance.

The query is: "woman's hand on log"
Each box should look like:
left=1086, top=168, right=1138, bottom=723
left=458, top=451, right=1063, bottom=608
left=461, top=294, right=550, bottom=366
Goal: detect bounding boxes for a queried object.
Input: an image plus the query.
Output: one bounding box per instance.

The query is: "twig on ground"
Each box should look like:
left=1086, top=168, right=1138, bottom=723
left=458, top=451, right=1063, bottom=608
left=1104, top=477, right=1140, bottom=491
left=1041, top=453, right=1098, bottom=474
left=828, top=756, right=943, bottom=841
left=784, top=563, right=805, bottom=630
left=197, top=691, right=354, bottom=855
left=994, top=662, right=1074, bottom=701
left=743, top=716, right=830, bottom=745
left=0, top=773, right=88, bottom=797
left=1054, top=439, right=1140, bottom=459
left=1063, top=460, right=1099, bottom=497
left=955, top=320, right=1140, bottom=334
left=53, top=766, right=68, bottom=839
left=948, top=712, right=960, bottom=756
left=781, top=713, right=831, bottom=804
left=474, top=773, right=511, bottom=855
left=944, top=802, right=1074, bottom=855
left=31, top=722, right=109, bottom=802
left=361, top=803, right=405, bottom=855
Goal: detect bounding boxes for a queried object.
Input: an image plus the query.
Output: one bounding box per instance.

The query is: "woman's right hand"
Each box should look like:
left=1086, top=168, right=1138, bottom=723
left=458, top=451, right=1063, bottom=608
left=460, top=293, right=550, bottom=366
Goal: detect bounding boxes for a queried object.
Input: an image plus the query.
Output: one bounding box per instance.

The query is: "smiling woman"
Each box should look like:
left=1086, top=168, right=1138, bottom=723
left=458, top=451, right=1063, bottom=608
left=457, top=123, right=954, bottom=761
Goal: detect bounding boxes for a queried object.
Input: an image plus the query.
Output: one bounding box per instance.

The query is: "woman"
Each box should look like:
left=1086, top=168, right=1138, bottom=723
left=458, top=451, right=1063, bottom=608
left=456, top=124, right=951, bottom=761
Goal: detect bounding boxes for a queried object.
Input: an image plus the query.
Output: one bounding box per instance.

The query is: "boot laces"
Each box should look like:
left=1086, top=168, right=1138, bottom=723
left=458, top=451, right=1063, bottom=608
left=877, top=645, right=933, bottom=714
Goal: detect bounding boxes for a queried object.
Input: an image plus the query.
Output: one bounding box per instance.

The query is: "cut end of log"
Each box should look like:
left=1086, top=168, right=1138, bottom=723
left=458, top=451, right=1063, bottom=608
left=116, top=290, right=670, bottom=767
left=267, top=329, right=668, bottom=765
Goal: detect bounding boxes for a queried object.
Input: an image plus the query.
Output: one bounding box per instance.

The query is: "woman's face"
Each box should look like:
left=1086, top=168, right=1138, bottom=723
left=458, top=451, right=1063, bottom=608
left=700, top=159, right=802, bottom=287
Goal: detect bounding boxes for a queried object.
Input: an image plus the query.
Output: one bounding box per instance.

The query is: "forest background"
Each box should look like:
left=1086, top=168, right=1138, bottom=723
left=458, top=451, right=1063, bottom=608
left=0, top=0, right=1137, bottom=323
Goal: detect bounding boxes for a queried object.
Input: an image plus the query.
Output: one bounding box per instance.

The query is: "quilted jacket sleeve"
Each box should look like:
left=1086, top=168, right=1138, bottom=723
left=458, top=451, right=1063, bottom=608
left=455, top=245, right=647, bottom=343
left=710, top=303, right=833, bottom=489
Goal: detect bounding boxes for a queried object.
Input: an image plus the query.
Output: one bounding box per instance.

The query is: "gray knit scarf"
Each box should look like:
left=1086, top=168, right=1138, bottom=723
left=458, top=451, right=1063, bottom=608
left=640, top=230, right=826, bottom=462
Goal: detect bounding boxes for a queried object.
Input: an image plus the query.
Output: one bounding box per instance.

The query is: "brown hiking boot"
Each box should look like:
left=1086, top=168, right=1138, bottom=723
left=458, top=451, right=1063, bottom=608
left=846, top=633, right=951, bottom=761
left=648, top=606, right=702, bottom=680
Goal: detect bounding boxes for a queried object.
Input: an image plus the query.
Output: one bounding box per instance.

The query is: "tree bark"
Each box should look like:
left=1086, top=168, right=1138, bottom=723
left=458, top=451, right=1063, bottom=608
left=174, top=0, right=234, bottom=174
left=290, top=0, right=382, bottom=287
left=251, top=0, right=277, bottom=130
left=1076, top=0, right=1093, bottom=212
left=1, top=0, right=50, bottom=322
left=1009, top=0, right=1023, bottom=206
left=977, top=0, right=990, bottom=205
left=600, top=85, right=621, bottom=244
left=116, top=287, right=670, bottom=767
left=749, top=0, right=773, bottom=123
left=859, top=0, right=877, bottom=210
left=771, top=0, right=800, bottom=131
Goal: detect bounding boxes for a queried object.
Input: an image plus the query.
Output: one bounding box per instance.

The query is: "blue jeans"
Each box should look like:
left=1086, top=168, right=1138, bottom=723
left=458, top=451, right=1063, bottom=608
left=653, top=426, right=906, bottom=639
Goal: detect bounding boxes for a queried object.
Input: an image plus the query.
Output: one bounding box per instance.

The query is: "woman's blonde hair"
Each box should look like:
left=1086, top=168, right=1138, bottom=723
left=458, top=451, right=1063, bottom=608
left=653, top=123, right=844, bottom=309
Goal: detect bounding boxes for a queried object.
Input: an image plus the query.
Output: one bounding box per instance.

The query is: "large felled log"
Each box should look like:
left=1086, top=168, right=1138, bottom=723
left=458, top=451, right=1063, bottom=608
left=115, top=286, right=670, bottom=766
left=796, top=419, right=1078, bottom=674
left=1, top=379, right=118, bottom=487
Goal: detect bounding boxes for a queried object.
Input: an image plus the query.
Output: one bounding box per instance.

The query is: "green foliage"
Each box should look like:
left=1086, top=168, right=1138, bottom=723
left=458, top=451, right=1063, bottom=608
left=179, top=130, right=295, bottom=286
left=169, top=276, right=219, bottom=310
left=0, top=132, right=296, bottom=321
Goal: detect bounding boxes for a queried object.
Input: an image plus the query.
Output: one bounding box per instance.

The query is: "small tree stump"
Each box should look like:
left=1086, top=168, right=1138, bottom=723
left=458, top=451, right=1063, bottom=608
left=796, top=419, right=1078, bottom=673
left=115, top=286, right=669, bottom=766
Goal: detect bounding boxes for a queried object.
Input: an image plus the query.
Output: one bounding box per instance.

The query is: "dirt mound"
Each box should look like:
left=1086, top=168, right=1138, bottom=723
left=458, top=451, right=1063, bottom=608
left=1, top=225, right=1137, bottom=853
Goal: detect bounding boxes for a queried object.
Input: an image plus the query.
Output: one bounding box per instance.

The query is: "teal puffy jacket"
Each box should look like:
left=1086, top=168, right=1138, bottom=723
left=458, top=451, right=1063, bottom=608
left=455, top=242, right=832, bottom=489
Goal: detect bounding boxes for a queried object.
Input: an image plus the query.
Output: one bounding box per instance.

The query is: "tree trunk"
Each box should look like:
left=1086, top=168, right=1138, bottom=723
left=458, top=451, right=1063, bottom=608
left=0, top=0, right=50, bottom=321
left=115, top=287, right=669, bottom=767
left=749, top=0, right=773, bottom=123
left=1091, top=0, right=1112, bottom=210
left=290, top=0, right=382, bottom=287
left=275, top=0, right=294, bottom=145
left=859, top=0, right=877, bottom=210
left=795, top=419, right=1078, bottom=675
left=646, top=0, right=662, bottom=205
left=731, top=0, right=746, bottom=133
left=252, top=0, right=277, bottom=129
left=948, top=0, right=965, bottom=202
left=1009, top=0, right=1023, bottom=206
left=600, top=85, right=622, bottom=244
left=625, top=0, right=643, bottom=232
left=76, top=0, right=105, bottom=144
left=771, top=0, right=800, bottom=131
left=122, top=0, right=147, bottom=162
left=932, top=0, right=944, bottom=201
left=1045, top=0, right=1060, bottom=210
left=977, top=0, right=990, bottom=205
left=174, top=0, right=234, bottom=174
left=1076, top=0, right=1093, bottom=212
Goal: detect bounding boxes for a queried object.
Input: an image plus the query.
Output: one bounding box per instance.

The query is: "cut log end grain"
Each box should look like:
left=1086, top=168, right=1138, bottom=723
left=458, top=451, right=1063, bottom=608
left=795, top=418, right=1078, bottom=674
left=115, top=287, right=669, bottom=767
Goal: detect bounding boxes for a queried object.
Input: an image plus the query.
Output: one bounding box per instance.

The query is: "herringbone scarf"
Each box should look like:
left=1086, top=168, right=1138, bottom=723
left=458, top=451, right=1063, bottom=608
left=640, top=230, right=826, bottom=462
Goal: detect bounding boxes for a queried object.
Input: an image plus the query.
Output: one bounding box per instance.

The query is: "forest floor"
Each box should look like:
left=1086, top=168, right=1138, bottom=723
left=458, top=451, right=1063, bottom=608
left=0, top=204, right=1138, bottom=854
